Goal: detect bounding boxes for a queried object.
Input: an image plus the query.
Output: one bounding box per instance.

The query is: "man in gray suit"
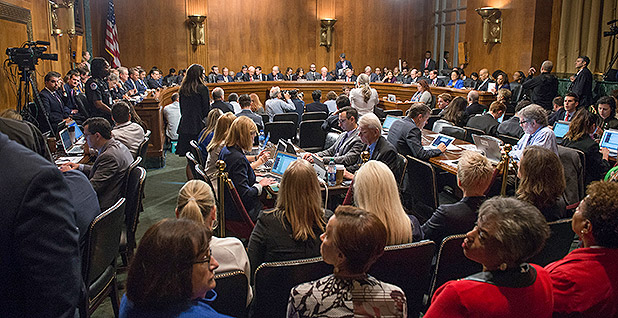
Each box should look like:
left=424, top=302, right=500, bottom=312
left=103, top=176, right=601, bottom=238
left=303, top=107, right=363, bottom=170
left=387, top=103, right=445, bottom=160
left=61, top=117, right=133, bottom=210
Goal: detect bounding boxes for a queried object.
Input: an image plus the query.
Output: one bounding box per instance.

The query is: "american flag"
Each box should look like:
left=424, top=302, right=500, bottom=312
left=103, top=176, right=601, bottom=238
left=105, top=0, right=121, bottom=67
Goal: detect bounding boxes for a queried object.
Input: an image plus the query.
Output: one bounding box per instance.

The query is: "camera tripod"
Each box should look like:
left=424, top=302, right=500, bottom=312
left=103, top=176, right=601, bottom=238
left=15, top=68, right=53, bottom=134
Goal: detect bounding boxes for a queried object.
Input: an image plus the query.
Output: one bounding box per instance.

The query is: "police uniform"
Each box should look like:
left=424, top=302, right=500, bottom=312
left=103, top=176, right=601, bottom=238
left=85, top=77, right=113, bottom=122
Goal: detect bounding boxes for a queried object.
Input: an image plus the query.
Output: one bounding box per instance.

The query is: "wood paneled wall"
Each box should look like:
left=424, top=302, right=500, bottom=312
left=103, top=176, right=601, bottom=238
left=89, top=0, right=434, bottom=75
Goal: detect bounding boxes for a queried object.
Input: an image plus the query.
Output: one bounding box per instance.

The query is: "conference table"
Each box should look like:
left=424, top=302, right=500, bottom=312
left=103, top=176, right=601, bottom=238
left=421, top=128, right=479, bottom=175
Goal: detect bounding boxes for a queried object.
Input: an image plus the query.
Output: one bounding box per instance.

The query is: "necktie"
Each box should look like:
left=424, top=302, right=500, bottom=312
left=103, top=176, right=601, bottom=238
left=336, top=133, right=348, bottom=155
left=565, top=112, right=570, bottom=121
left=425, top=59, right=429, bottom=68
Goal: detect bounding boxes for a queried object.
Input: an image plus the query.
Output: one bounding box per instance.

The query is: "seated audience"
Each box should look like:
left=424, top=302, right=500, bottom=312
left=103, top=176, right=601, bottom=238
left=561, top=109, right=611, bottom=186
left=305, top=64, right=319, bottom=81
left=496, top=88, right=512, bottom=112
left=236, top=94, right=263, bottom=130
left=305, top=90, right=329, bottom=113
left=211, top=87, right=234, bottom=113
left=216, top=67, right=234, bottom=83
left=287, top=206, right=407, bottom=317
left=306, top=106, right=363, bottom=170
left=387, top=103, right=445, bottom=159
left=0, top=111, right=53, bottom=161
left=318, top=66, right=335, bottom=81
left=145, top=68, right=162, bottom=89
left=60, top=117, right=133, bottom=210
left=422, top=151, right=493, bottom=243
left=595, top=95, right=618, bottom=130
left=60, top=69, right=88, bottom=122
left=111, top=101, right=146, bottom=157
left=510, top=104, right=558, bottom=161
left=40, top=71, right=70, bottom=133
left=204, top=113, right=236, bottom=193
left=383, top=70, right=396, bottom=83
left=424, top=197, right=552, bottom=318
left=355, top=160, right=423, bottom=242
left=175, top=179, right=252, bottom=306
left=466, top=101, right=506, bottom=136
left=545, top=181, right=618, bottom=317
left=447, top=70, right=464, bottom=89
left=341, top=68, right=357, bottom=82
left=0, top=132, right=81, bottom=318
left=265, top=86, right=295, bottom=121
left=266, top=65, right=284, bottom=81
left=552, top=96, right=564, bottom=114
left=495, top=71, right=510, bottom=91
left=549, top=92, right=579, bottom=125
left=322, top=95, right=351, bottom=132
left=497, top=99, right=531, bottom=139
left=219, top=116, right=273, bottom=221
left=289, top=89, right=305, bottom=121
left=475, top=68, right=494, bottom=91
left=428, top=70, right=445, bottom=87
left=350, top=74, right=379, bottom=116
left=435, top=93, right=452, bottom=115
left=163, top=92, right=181, bottom=143
left=441, top=96, right=468, bottom=127
left=517, top=146, right=566, bottom=221
left=292, top=67, right=305, bottom=81
left=197, top=108, right=223, bottom=161
left=324, top=90, right=338, bottom=113
left=228, top=93, right=241, bottom=113
left=250, top=93, right=265, bottom=114
left=283, top=67, right=294, bottom=81
left=120, top=219, right=229, bottom=318
left=464, top=90, right=486, bottom=117
left=410, top=80, right=432, bottom=107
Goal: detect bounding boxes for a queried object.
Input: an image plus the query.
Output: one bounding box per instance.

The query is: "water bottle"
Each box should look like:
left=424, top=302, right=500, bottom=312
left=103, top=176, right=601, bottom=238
left=328, top=159, right=336, bottom=186
left=258, top=131, right=265, bottom=148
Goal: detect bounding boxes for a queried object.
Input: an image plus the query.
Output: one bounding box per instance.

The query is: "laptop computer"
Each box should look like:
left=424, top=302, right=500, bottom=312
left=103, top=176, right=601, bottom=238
left=553, top=121, right=570, bottom=141
left=382, top=115, right=400, bottom=132
left=424, top=134, right=455, bottom=150
left=68, top=121, right=84, bottom=143
left=59, top=128, right=84, bottom=155
left=472, top=134, right=502, bottom=164
left=311, top=154, right=327, bottom=181
left=262, top=151, right=298, bottom=182
left=600, top=129, right=618, bottom=155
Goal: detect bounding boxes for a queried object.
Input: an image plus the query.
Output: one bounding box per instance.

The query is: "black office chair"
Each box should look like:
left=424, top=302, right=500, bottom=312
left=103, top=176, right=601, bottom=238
left=429, top=234, right=483, bottom=298
left=299, top=120, right=327, bottom=151
left=441, top=125, right=466, bottom=140
left=273, top=113, right=299, bottom=129
left=464, top=126, right=486, bottom=143
left=186, top=152, right=200, bottom=180
left=189, top=139, right=206, bottom=166
left=81, top=198, right=126, bottom=318
left=528, top=218, right=575, bottom=267
left=260, top=114, right=270, bottom=124
left=136, top=130, right=150, bottom=164
left=384, top=109, right=403, bottom=117
left=426, top=115, right=441, bottom=131
left=498, top=134, right=520, bottom=147
left=264, top=121, right=296, bottom=144
left=406, top=155, right=439, bottom=220
left=210, top=270, right=249, bottom=318
left=119, top=166, right=146, bottom=266
left=302, top=111, right=328, bottom=121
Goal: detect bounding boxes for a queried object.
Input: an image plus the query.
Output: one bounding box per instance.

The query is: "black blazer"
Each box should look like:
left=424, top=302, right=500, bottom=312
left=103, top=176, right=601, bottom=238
left=219, top=146, right=261, bottom=221
left=464, top=102, right=487, bottom=117
left=348, top=136, right=401, bottom=179
left=237, top=109, right=264, bottom=130
left=211, top=100, right=234, bottom=113
left=420, top=58, right=436, bottom=71
left=386, top=117, right=441, bottom=160
left=466, top=113, right=500, bottom=136
left=146, top=77, right=162, bottom=89
left=305, top=102, right=329, bottom=113
left=522, top=72, right=558, bottom=111
left=476, top=79, right=494, bottom=91
left=266, top=73, right=284, bottom=81
left=562, top=134, right=611, bottom=186
left=429, top=78, right=446, bottom=87
left=421, top=196, right=486, bottom=244
left=569, top=67, right=593, bottom=107
left=178, top=85, right=210, bottom=135
left=216, top=74, right=234, bottom=83
left=39, top=88, right=69, bottom=129
left=497, top=116, right=524, bottom=139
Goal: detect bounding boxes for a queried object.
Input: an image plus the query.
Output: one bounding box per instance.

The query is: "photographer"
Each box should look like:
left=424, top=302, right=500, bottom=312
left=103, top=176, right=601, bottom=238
left=264, top=86, right=295, bottom=121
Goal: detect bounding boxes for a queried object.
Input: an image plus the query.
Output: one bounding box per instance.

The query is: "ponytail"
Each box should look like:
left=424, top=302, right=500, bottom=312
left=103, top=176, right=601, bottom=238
left=178, top=198, right=205, bottom=224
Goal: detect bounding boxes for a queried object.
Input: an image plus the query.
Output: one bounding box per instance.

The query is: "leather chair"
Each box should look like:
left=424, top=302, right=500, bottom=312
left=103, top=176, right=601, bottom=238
left=498, top=134, right=520, bottom=147
left=273, top=112, right=299, bottom=129
left=368, top=241, right=436, bottom=318
left=406, top=155, right=439, bottom=220
left=220, top=173, right=255, bottom=240
left=441, top=125, right=466, bottom=140
left=299, top=120, right=327, bottom=151
left=210, top=270, right=248, bottom=318
left=260, top=114, right=270, bottom=124
left=264, top=121, right=296, bottom=144
left=426, top=115, right=441, bottom=131
left=396, top=153, right=408, bottom=188
left=253, top=257, right=333, bottom=318
left=324, top=132, right=339, bottom=150
left=82, top=197, right=126, bottom=318
left=194, top=163, right=217, bottom=200
left=136, top=130, right=150, bottom=164
left=464, top=126, right=486, bottom=143
left=301, top=111, right=328, bottom=121
left=557, top=145, right=586, bottom=205
left=119, top=166, right=146, bottom=266
left=428, top=234, right=483, bottom=298
left=528, top=218, right=575, bottom=267
left=189, top=139, right=206, bottom=166
left=186, top=152, right=200, bottom=180
left=384, top=109, right=403, bottom=117
left=432, top=119, right=453, bottom=134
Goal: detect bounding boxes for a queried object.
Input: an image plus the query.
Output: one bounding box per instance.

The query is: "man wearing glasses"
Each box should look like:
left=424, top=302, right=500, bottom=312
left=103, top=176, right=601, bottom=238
left=510, top=104, right=558, bottom=161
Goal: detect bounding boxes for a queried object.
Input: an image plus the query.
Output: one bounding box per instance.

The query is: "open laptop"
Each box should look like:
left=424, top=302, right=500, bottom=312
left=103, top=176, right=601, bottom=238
left=424, top=134, right=455, bottom=150
left=262, top=151, right=298, bottom=182
left=600, top=129, right=618, bottom=155
left=553, top=120, right=570, bottom=141
left=472, top=134, right=502, bottom=164
left=382, top=115, right=400, bottom=132
left=68, top=121, right=85, bottom=143
left=311, top=154, right=327, bottom=181
left=59, top=128, right=84, bottom=155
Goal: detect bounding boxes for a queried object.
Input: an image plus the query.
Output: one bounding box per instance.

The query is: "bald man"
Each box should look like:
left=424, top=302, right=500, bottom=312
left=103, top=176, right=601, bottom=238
left=475, top=68, right=493, bottom=91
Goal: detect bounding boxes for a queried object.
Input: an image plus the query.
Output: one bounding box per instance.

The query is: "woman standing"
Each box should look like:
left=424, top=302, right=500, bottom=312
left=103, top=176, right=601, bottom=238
left=176, top=64, right=210, bottom=158
left=349, top=73, right=379, bottom=116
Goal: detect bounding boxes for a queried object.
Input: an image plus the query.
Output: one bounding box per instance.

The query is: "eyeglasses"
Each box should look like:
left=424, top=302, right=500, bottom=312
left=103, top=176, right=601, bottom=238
left=194, top=248, right=212, bottom=265
left=519, top=119, right=531, bottom=125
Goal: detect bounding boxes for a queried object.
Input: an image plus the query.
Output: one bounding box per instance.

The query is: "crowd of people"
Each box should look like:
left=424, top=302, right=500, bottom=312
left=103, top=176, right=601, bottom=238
left=1, top=49, right=617, bottom=318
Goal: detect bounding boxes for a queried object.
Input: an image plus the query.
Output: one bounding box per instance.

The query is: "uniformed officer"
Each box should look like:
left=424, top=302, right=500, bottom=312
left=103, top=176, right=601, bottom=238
left=85, top=57, right=113, bottom=123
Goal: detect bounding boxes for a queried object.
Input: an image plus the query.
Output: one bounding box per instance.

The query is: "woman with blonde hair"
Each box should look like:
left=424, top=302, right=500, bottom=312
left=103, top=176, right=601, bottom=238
left=197, top=108, right=223, bottom=159
left=175, top=179, right=252, bottom=306
left=354, top=160, right=422, bottom=244
left=204, top=112, right=236, bottom=192
left=219, top=116, right=273, bottom=221
left=349, top=73, right=379, bottom=116
left=248, top=159, right=331, bottom=279
left=249, top=93, right=264, bottom=114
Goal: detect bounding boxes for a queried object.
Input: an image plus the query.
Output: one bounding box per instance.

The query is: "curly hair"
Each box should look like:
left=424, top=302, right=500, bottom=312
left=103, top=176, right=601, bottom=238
left=583, top=181, right=618, bottom=248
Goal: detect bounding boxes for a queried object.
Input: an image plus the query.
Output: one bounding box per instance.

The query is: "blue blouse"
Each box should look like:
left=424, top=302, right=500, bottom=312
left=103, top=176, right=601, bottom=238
left=119, top=291, right=232, bottom=318
left=447, top=79, right=464, bottom=89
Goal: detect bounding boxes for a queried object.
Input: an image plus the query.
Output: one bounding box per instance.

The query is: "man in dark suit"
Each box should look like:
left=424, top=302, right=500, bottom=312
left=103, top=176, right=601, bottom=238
left=216, top=67, right=234, bottom=83
left=497, top=100, right=530, bottom=139
left=208, top=65, right=219, bottom=83
left=266, top=65, right=284, bottom=81
left=290, top=90, right=305, bottom=122
left=464, top=90, right=487, bottom=117
left=522, top=60, right=559, bottom=111
left=370, top=67, right=382, bottom=82
left=235, top=65, right=248, bottom=81
left=59, top=69, right=88, bottom=122
left=427, top=70, right=445, bottom=87
left=0, top=116, right=53, bottom=161
left=242, top=66, right=256, bottom=82
left=254, top=66, right=268, bottom=81
left=475, top=68, right=493, bottom=91
left=387, top=104, right=445, bottom=160
left=60, top=117, right=133, bottom=210
left=236, top=94, right=263, bottom=130
left=569, top=56, right=593, bottom=108
left=39, top=71, right=70, bottom=133
left=305, top=64, right=320, bottom=81
left=305, top=90, right=329, bottom=113
left=420, top=51, right=437, bottom=71
left=466, top=101, right=506, bottom=136
left=335, top=53, right=353, bottom=77
left=421, top=151, right=493, bottom=243
left=211, top=87, right=234, bottom=113
left=318, top=66, right=335, bottom=81
left=549, top=92, right=579, bottom=126
left=0, top=132, right=82, bottom=318
left=305, top=107, right=364, bottom=170
left=124, top=67, right=141, bottom=95
left=346, top=113, right=402, bottom=180
left=146, top=69, right=163, bottom=89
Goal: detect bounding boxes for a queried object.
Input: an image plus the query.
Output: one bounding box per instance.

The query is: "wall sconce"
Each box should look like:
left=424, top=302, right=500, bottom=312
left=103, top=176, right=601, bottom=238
left=188, top=15, right=206, bottom=46
left=476, top=7, right=502, bottom=44
left=320, top=18, right=337, bottom=51
left=48, top=0, right=76, bottom=37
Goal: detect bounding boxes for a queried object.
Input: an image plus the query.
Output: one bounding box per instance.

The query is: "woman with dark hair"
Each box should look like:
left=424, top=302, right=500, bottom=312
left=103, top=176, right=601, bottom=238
left=410, top=79, right=432, bottom=107
left=562, top=109, right=611, bottom=185
left=517, top=146, right=567, bottom=221
left=546, top=181, right=618, bottom=317
left=495, top=72, right=510, bottom=91
left=176, top=64, right=210, bottom=158
left=383, top=70, right=396, bottom=83
left=287, top=206, right=407, bottom=317
left=441, top=96, right=468, bottom=127
left=446, top=70, right=464, bottom=89
left=120, top=218, right=230, bottom=317
left=248, top=160, right=331, bottom=279
left=595, top=95, right=618, bottom=130
left=284, top=67, right=294, bottom=81
left=425, top=197, right=553, bottom=317
left=292, top=67, right=305, bottom=81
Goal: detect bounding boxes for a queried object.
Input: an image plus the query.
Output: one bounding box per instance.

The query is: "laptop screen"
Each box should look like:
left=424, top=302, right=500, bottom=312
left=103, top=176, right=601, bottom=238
left=553, top=121, right=570, bottom=139
left=68, top=121, right=83, bottom=140
left=271, top=152, right=297, bottom=176
left=382, top=115, right=399, bottom=130
left=431, top=135, right=454, bottom=147
left=59, top=128, right=72, bottom=152
left=600, top=129, right=618, bottom=152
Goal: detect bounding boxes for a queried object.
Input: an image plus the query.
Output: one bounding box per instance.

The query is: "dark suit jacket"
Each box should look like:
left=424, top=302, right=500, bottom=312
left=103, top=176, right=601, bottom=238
left=0, top=117, right=52, bottom=161
left=316, top=129, right=364, bottom=169
left=146, top=77, right=162, bottom=89
left=569, top=67, right=593, bottom=107
left=475, top=79, right=494, bottom=91
left=254, top=74, right=268, bottom=81
left=266, top=73, right=284, bottom=81
left=429, top=78, right=446, bottom=87
left=421, top=196, right=486, bottom=244
left=317, top=74, right=335, bottom=81
left=336, top=59, right=353, bottom=75
left=387, top=117, right=441, bottom=160
left=370, top=73, right=380, bottom=82
left=63, top=169, right=100, bottom=251
left=497, top=116, right=524, bottom=138
left=216, top=74, right=234, bottom=83
left=464, top=102, right=487, bottom=117
left=219, top=145, right=261, bottom=221
left=291, top=98, right=305, bottom=122
left=178, top=85, right=211, bottom=135
left=466, top=113, right=500, bottom=136
left=306, top=71, right=320, bottom=81
left=237, top=109, right=264, bottom=130
left=421, top=58, right=437, bottom=71
left=341, top=75, right=357, bottom=83
left=548, top=108, right=577, bottom=126
left=305, top=101, right=329, bottom=113
left=39, top=88, right=69, bottom=130
left=522, top=72, right=558, bottom=111
left=135, top=79, right=148, bottom=94
left=83, top=138, right=133, bottom=210
left=562, top=134, right=611, bottom=186
left=211, top=100, right=234, bottom=113
left=348, top=136, right=401, bottom=180
left=0, top=132, right=81, bottom=318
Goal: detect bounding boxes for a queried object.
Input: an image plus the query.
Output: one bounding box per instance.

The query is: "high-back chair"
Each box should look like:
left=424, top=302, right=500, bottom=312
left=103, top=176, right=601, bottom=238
left=210, top=270, right=249, bottom=318
left=136, top=130, right=150, bottom=164
left=301, top=111, right=328, bottom=121
left=273, top=112, right=299, bottom=129
left=299, top=120, right=327, bottom=151
left=189, top=139, right=206, bottom=166
left=406, top=155, right=439, bottom=220
left=528, top=218, right=575, bottom=267
left=216, top=160, right=255, bottom=240
left=119, top=166, right=146, bottom=266
left=464, top=126, right=486, bottom=143
left=264, top=121, right=296, bottom=144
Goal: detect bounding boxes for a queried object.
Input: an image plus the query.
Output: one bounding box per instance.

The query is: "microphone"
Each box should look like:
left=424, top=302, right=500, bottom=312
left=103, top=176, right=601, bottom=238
left=35, top=40, right=51, bottom=46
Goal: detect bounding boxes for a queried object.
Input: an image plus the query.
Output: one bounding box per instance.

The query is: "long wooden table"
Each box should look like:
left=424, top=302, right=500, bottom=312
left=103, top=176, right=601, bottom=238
left=422, top=129, right=476, bottom=175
